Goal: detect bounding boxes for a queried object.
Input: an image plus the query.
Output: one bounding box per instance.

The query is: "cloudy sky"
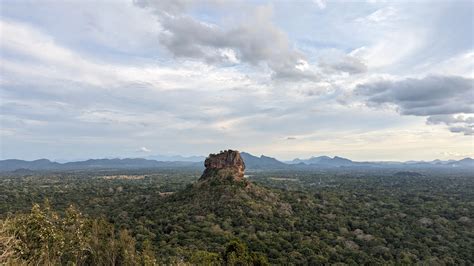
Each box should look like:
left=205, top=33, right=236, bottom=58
left=0, top=0, right=473, bottom=161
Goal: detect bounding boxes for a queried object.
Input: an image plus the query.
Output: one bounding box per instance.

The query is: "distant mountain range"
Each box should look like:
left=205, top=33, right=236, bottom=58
left=1, top=153, right=473, bottom=172
left=288, top=156, right=353, bottom=166
left=287, top=156, right=474, bottom=169
left=0, top=158, right=201, bottom=172
left=145, top=154, right=205, bottom=162
left=240, top=152, right=287, bottom=169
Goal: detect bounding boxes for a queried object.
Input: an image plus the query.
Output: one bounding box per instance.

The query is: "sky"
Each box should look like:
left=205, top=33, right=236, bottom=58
left=0, top=0, right=473, bottom=161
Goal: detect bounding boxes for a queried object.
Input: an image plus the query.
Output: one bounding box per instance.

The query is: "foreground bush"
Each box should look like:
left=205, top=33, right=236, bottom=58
left=0, top=202, right=156, bottom=265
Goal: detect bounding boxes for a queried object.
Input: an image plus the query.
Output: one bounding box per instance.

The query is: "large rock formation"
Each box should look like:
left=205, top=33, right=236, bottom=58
left=164, top=149, right=292, bottom=232
left=199, top=150, right=246, bottom=182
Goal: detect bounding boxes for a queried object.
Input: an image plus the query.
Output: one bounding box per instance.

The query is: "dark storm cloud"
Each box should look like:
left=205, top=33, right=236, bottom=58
left=356, top=75, right=473, bottom=115
left=427, top=114, right=474, bottom=125
left=448, top=126, right=473, bottom=135
left=356, top=75, right=474, bottom=135
left=427, top=115, right=474, bottom=136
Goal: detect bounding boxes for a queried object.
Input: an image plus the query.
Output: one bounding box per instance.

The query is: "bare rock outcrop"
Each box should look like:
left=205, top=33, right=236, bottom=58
left=199, top=150, right=246, bottom=182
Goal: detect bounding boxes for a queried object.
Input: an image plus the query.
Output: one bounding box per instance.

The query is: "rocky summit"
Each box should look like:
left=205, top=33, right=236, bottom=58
left=199, top=150, right=246, bottom=182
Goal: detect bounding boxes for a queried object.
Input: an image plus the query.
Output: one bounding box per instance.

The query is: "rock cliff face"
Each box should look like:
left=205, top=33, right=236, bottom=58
left=168, top=149, right=292, bottom=223
left=199, top=150, right=246, bottom=182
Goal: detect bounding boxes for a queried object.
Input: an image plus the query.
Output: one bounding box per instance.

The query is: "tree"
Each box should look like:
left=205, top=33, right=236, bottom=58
left=117, top=229, right=139, bottom=265
left=222, top=239, right=269, bottom=266
left=0, top=203, right=157, bottom=265
left=0, top=219, right=20, bottom=264
left=190, top=250, right=221, bottom=265
left=141, top=239, right=158, bottom=265
left=223, top=239, right=250, bottom=265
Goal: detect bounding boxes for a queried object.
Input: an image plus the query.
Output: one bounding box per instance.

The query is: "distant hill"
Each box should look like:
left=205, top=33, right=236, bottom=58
left=145, top=154, right=205, bottom=162
left=0, top=158, right=200, bottom=172
left=0, top=159, right=62, bottom=172
left=240, top=152, right=287, bottom=169
left=451, top=157, right=474, bottom=167
left=289, top=156, right=353, bottom=166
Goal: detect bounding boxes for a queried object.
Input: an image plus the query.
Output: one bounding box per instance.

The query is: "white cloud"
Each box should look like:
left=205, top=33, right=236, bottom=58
left=312, top=0, right=327, bottom=10
left=415, top=51, right=474, bottom=77
left=138, top=147, right=152, bottom=153
left=357, top=7, right=398, bottom=23
left=0, top=19, right=261, bottom=93
left=319, top=50, right=367, bottom=74
left=1, top=1, right=473, bottom=161
left=349, top=30, right=423, bottom=69
left=136, top=3, right=317, bottom=80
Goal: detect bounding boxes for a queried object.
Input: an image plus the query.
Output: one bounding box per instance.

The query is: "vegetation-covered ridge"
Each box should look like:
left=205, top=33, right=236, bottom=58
left=0, top=154, right=473, bottom=264
left=0, top=202, right=268, bottom=265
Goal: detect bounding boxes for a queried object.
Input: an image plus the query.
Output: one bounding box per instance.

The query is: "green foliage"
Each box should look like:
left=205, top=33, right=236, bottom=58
left=0, top=219, right=20, bottom=264
left=0, top=203, right=158, bottom=265
left=190, top=250, right=221, bottom=265
left=141, top=240, right=157, bottom=266
left=0, top=168, right=473, bottom=264
left=222, top=240, right=269, bottom=266
left=223, top=239, right=249, bottom=265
